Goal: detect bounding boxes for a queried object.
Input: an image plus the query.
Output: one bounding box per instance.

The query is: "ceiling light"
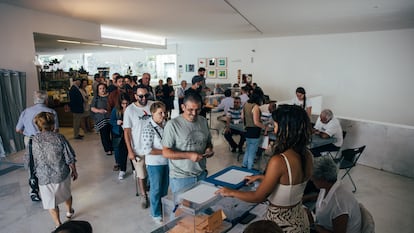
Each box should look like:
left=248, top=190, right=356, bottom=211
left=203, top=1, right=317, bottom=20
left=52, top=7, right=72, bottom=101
left=57, top=39, right=81, bottom=44
left=101, top=44, right=118, bottom=48
left=101, top=25, right=166, bottom=46
left=118, top=46, right=142, bottom=50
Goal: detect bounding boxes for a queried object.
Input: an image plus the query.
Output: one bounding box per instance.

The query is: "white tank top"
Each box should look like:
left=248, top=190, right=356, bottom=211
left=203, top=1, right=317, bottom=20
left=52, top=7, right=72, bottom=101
left=267, top=153, right=307, bottom=206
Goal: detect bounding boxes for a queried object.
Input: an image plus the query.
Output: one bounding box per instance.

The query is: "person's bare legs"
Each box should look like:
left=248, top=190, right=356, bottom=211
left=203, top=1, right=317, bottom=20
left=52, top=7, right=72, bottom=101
left=49, top=206, right=61, bottom=227
left=64, top=195, right=74, bottom=216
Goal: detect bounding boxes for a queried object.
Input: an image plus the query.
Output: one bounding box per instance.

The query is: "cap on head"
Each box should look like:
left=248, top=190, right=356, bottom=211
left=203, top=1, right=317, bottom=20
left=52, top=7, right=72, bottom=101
left=192, top=75, right=205, bottom=85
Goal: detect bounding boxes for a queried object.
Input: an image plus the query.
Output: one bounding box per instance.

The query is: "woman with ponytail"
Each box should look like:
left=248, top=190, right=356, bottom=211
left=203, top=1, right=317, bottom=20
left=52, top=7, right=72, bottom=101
left=293, top=87, right=312, bottom=118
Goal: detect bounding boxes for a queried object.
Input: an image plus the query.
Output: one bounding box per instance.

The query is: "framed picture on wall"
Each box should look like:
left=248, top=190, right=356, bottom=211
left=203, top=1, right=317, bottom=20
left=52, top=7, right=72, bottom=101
left=198, top=58, right=206, bottom=67
left=207, top=58, right=216, bottom=67
left=217, top=69, right=227, bottom=79
left=217, top=57, right=227, bottom=68
left=186, top=64, right=195, bottom=72
left=207, top=69, right=216, bottom=78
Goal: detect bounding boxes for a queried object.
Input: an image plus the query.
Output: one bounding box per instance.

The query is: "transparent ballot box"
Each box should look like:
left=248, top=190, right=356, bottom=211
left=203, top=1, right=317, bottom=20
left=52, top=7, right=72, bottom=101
left=155, top=182, right=231, bottom=233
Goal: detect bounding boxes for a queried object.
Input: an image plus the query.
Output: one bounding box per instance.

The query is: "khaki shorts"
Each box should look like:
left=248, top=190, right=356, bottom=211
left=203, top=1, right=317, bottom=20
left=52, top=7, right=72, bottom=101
left=131, top=156, right=147, bottom=179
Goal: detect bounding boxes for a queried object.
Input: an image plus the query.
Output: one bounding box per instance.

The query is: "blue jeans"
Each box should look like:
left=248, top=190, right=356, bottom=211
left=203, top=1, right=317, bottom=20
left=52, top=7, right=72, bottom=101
left=242, top=138, right=261, bottom=169
left=147, top=165, right=169, bottom=218
left=112, top=136, right=128, bottom=171
left=170, top=171, right=207, bottom=201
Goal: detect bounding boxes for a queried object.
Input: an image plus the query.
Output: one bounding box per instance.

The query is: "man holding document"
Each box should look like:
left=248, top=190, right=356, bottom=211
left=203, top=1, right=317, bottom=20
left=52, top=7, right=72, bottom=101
left=162, top=93, right=214, bottom=196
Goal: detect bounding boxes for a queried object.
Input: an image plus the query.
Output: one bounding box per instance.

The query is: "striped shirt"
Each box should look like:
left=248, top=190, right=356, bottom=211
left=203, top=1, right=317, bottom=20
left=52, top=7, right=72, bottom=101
left=226, top=107, right=242, bottom=124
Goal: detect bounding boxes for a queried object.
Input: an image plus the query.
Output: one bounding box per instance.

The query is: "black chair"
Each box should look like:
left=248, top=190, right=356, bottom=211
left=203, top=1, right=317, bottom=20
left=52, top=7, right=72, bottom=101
left=338, top=145, right=366, bottom=193
left=327, top=131, right=347, bottom=162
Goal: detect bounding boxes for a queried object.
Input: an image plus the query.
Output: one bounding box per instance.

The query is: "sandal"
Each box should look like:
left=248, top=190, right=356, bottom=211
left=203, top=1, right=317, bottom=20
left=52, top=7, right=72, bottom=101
left=66, top=208, right=75, bottom=219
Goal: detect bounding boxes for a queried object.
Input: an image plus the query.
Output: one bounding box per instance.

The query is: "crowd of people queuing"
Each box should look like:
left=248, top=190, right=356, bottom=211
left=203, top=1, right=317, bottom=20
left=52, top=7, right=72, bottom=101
left=16, top=69, right=361, bottom=232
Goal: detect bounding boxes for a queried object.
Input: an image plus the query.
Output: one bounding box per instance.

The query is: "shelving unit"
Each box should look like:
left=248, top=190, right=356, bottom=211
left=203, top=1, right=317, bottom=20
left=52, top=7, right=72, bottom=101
left=38, top=71, right=89, bottom=127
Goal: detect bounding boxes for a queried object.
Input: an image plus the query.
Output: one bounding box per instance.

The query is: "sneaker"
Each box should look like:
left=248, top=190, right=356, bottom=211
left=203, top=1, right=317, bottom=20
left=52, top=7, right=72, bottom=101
left=118, top=171, right=126, bottom=180
left=152, top=216, right=163, bottom=225
left=66, top=208, right=75, bottom=219
left=140, top=195, right=149, bottom=209
left=30, top=193, right=41, bottom=202
left=74, top=136, right=83, bottom=140
left=113, top=164, right=120, bottom=171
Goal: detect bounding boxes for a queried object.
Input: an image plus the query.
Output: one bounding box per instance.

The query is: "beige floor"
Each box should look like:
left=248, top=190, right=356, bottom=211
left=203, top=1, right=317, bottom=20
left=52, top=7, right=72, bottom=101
left=1, top=121, right=414, bottom=233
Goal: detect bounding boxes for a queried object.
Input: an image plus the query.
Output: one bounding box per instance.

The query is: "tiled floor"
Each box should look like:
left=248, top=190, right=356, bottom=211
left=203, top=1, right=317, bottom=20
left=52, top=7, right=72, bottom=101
left=1, top=121, right=414, bottom=233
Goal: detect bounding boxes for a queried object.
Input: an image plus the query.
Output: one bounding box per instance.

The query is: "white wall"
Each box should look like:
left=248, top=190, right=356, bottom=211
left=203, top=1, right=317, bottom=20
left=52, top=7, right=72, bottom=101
left=0, top=3, right=100, bottom=107
left=175, top=29, right=414, bottom=178
left=176, top=29, right=414, bottom=126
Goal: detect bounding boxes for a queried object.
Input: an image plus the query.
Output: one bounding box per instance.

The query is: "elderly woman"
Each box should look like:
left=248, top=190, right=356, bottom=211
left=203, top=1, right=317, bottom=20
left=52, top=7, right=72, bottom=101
left=216, top=105, right=313, bottom=232
left=141, top=101, right=169, bottom=224
left=312, top=156, right=361, bottom=233
left=30, top=112, right=78, bottom=228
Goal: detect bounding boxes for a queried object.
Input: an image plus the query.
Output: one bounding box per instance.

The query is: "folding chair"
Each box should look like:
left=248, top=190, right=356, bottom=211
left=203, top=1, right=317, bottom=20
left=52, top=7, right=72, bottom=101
left=338, top=145, right=366, bottom=193
left=327, top=131, right=347, bottom=162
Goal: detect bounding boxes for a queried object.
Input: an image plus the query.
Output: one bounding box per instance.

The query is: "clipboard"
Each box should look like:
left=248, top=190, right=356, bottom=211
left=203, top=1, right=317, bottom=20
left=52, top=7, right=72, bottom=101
left=204, top=166, right=261, bottom=189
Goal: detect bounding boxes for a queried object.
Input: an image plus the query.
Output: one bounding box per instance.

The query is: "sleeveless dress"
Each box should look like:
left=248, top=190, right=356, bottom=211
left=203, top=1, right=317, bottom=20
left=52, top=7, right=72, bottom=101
left=265, top=153, right=310, bottom=233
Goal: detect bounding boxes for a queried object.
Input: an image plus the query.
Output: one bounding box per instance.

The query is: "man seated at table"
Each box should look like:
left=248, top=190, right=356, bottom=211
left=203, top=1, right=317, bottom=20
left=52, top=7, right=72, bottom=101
left=311, top=109, right=343, bottom=157
left=259, top=101, right=276, bottom=124
left=216, top=89, right=234, bottom=116
left=224, top=97, right=245, bottom=153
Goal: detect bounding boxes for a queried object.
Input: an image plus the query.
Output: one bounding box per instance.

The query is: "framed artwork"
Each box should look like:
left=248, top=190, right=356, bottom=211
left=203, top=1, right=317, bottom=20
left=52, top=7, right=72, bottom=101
left=217, top=69, right=227, bottom=79
left=242, top=74, right=253, bottom=83
left=198, top=58, right=206, bottom=67
left=186, top=64, right=194, bottom=72
left=217, top=57, right=227, bottom=68
left=207, top=69, right=216, bottom=78
left=207, top=58, right=216, bottom=67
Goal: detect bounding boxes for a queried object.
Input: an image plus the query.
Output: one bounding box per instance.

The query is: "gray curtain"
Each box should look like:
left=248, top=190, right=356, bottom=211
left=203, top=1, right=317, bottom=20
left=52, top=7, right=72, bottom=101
left=0, top=69, right=26, bottom=155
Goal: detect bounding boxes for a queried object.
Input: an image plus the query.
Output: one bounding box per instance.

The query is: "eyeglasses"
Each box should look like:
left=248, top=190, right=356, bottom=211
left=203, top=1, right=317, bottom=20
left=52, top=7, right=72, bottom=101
left=137, top=94, right=150, bottom=99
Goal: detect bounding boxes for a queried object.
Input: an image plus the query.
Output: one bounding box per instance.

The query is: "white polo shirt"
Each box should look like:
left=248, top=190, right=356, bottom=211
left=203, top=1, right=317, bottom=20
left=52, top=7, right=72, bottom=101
left=315, top=181, right=362, bottom=233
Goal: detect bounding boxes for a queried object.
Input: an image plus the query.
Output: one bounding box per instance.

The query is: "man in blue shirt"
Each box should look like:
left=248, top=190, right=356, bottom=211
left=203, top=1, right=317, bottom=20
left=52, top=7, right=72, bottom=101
left=16, top=90, right=59, bottom=202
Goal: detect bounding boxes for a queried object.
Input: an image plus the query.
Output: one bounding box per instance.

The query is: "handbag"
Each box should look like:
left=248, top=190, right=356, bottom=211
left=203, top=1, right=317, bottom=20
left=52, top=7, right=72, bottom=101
left=28, top=139, right=39, bottom=192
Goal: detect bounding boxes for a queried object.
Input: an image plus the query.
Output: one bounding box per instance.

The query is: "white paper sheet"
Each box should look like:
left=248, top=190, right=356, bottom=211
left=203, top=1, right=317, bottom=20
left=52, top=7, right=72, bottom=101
left=215, top=169, right=253, bottom=185
left=178, top=183, right=219, bottom=204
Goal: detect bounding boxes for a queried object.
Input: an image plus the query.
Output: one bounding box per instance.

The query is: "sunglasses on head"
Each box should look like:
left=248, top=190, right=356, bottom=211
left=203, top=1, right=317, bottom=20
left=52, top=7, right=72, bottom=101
left=137, top=93, right=150, bottom=99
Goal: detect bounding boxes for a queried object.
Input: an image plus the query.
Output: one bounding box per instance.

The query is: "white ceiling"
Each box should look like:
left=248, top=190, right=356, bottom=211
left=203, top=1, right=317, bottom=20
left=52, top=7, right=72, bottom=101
left=2, top=0, right=414, bottom=53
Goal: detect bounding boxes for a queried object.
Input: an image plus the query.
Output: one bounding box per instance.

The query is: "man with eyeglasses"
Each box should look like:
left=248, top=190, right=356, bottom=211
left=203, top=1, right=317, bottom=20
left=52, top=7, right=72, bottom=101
left=139, top=73, right=155, bottom=101
left=162, top=93, right=214, bottom=197
left=123, top=84, right=153, bottom=209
